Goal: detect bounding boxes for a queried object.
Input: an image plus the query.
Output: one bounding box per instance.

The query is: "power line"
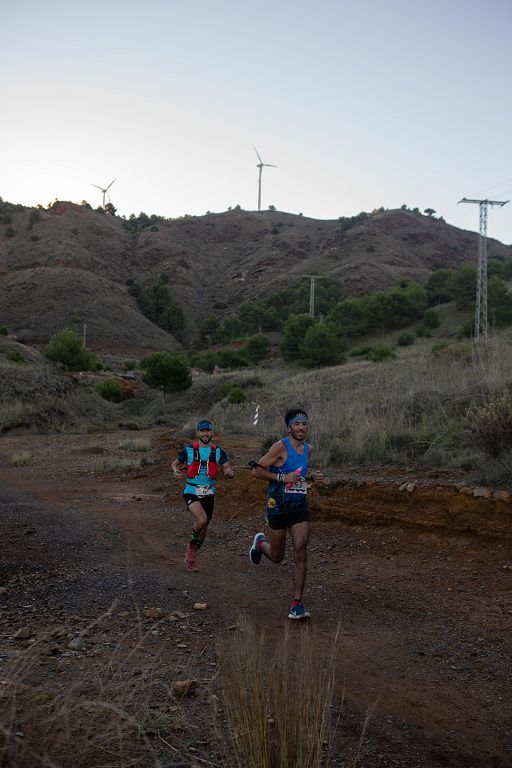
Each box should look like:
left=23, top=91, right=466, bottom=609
left=458, top=197, right=509, bottom=341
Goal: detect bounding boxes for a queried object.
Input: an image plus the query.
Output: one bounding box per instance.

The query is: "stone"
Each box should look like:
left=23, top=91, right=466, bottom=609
left=494, top=490, right=510, bottom=502
left=473, top=486, right=491, bottom=499
left=406, top=483, right=416, bottom=493
left=459, top=487, right=473, bottom=496
left=193, top=602, right=208, bottom=611
left=173, top=679, right=197, bottom=697
left=143, top=607, right=166, bottom=620
left=398, top=482, right=408, bottom=492
left=13, top=627, right=32, bottom=640
left=68, top=636, right=86, bottom=651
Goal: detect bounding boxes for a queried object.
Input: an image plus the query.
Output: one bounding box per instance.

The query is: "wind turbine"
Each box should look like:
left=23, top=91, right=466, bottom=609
left=252, top=146, right=277, bottom=211
left=90, top=178, right=116, bottom=208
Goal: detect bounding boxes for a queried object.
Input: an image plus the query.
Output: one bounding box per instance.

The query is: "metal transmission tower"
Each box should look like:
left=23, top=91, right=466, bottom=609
left=458, top=197, right=508, bottom=340
left=302, top=275, right=316, bottom=318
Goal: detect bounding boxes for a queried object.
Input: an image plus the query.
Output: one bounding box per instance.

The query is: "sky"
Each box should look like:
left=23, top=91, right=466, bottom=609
left=1, top=0, right=511, bottom=244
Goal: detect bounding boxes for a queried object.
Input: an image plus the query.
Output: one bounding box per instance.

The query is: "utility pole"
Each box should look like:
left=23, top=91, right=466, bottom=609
left=302, top=275, right=316, bottom=318
left=458, top=197, right=508, bottom=340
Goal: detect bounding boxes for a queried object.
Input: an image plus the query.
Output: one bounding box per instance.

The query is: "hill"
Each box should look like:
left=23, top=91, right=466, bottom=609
left=1, top=200, right=511, bottom=352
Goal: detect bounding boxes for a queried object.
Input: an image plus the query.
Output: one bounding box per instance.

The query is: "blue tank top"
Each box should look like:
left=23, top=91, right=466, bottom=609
left=267, top=437, right=310, bottom=511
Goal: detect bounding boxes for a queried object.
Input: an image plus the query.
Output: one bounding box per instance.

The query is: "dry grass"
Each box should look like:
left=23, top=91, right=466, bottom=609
left=89, top=457, right=143, bottom=475
left=0, top=609, right=211, bottom=768
left=117, top=438, right=152, bottom=452
left=215, top=617, right=349, bottom=768
left=8, top=452, right=33, bottom=467
left=209, top=333, right=512, bottom=469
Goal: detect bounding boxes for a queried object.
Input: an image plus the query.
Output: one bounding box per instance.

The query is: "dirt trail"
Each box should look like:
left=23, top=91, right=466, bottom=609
left=0, top=428, right=511, bottom=768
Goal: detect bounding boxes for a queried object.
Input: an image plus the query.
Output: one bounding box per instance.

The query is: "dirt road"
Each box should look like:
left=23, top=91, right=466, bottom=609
left=0, top=428, right=511, bottom=767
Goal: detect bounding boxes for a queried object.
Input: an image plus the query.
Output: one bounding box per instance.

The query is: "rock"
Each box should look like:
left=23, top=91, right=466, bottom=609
left=494, top=490, right=510, bottom=502
left=406, top=483, right=416, bottom=493
left=173, top=679, right=197, bottom=697
left=143, top=607, right=166, bottom=620
left=459, top=486, right=473, bottom=496
left=68, top=636, right=86, bottom=651
left=473, top=486, right=491, bottom=499
left=13, top=627, right=32, bottom=640
left=193, top=602, right=208, bottom=611
left=399, top=482, right=408, bottom=492
left=169, top=610, right=189, bottom=621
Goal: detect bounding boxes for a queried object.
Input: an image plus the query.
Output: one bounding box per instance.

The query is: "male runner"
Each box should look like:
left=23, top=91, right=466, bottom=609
left=171, top=420, right=234, bottom=572
left=248, top=407, right=325, bottom=619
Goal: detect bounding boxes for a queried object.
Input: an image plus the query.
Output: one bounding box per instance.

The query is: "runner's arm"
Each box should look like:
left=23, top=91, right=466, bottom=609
left=222, top=460, right=235, bottom=479
left=250, top=441, right=298, bottom=485
left=307, top=449, right=326, bottom=484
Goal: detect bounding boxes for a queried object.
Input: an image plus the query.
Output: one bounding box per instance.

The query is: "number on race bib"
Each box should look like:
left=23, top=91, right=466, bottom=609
left=195, top=485, right=214, bottom=497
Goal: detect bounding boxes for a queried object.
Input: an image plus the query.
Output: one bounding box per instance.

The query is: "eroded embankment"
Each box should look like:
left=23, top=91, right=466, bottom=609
left=219, top=470, right=512, bottom=540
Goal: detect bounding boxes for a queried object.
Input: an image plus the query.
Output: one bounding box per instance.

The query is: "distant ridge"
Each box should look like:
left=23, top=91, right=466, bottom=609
left=1, top=201, right=511, bottom=352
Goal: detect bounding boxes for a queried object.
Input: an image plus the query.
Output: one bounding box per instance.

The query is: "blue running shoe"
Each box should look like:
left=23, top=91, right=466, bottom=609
left=288, top=602, right=311, bottom=620
left=249, top=532, right=266, bottom=565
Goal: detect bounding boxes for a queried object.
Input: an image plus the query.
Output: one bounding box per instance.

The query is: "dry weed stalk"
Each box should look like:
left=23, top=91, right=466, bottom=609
left=216, top=618, right=341, bottom=768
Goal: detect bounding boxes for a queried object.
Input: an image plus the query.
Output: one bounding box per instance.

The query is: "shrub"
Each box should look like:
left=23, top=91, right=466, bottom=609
left=397, top=332, right=415, bottom=347
left=246, top=334, right=270, bottom=363
left=367, top=344, right=396, bottom=362
left=432, top=341, right=449, bottom=354
left=141, top=352, right=192, bottom=395
left=30, top=234, right=40, bottom=242
left=350, top=345, right=372, bottom=357
left=227, top=386, right=246, bottom=404
left=0, top=325, right=8, bottom=335
left=6, top=350, right=25, bottom=365
left=9, top=452, right=33, bottom=467
left=300, top=324, right=344, bottom=367
left=192, top=350, right=219, bottom=373
left=470, top=392, right=512, bottom=459
left=423, top=308, right=441, bottom=329
left=44, top=329, right=97, bottom=371
left=96, top=379, right=125, bottom=403
left=415, top=324, right=432, bottom=338
left=5, top=227, right=15, bottom=237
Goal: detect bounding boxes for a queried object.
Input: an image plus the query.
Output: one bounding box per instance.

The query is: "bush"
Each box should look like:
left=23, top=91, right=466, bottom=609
left=44, top=329, right=97, bottom=371
left=350, top=345, right=372, bottom=357
left=141, top=352, right=192, bottom=394
left=470, top=392, right=512, bottom=459
left=300, top=324, right=344, bottom=367
left=5, top=227, right=15, bottom=238
left=246, top=334, right=270, bottom=363
left=29, top=234, right=40, bottom=242
left=227, top=386, right=246, bottom=404
left=415, top=324, right=432, bottom=338
left=423, top=308, right=441, bottom=329
left=96, top=380, right=125, bottom=403
left=397, top=332, right=415, bottom=347
left=6, top=350, right=25, bottom=365
left=367, top=344, right=396, bottom=363
left=191, top=350, right=219, bottom=373
left=432, top=341, right=449, bottom=355
left=0, top=325, right=8, bottom=336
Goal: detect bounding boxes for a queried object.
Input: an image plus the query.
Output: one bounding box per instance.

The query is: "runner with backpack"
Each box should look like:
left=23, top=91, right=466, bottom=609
left=171, top=420, right=234, bottom=572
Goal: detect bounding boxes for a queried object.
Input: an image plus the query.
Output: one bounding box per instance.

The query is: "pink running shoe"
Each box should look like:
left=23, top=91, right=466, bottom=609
left=185, top=543, right=199, bottom=573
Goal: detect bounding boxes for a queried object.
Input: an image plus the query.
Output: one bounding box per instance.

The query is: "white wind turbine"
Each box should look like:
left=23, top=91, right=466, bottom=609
left=90, top=178, right=116, bottom=208
left=253, top=146, right=277, bottom=211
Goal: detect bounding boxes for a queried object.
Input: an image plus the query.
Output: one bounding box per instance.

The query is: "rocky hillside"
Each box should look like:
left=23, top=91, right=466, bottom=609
left=1, top=201, right=511, bottom=352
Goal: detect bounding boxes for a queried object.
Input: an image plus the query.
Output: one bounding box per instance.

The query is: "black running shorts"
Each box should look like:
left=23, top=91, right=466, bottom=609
left=266, top=506, right=309, bottom=530
left=184, top=493, right=215, bottom=521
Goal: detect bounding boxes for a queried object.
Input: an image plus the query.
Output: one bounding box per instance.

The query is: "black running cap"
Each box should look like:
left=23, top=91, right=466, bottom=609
left=284, top=408, right=308, bottom=427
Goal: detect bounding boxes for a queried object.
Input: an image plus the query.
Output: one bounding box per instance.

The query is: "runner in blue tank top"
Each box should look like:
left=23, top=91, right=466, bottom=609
left=248, top=407, right=326, bottom=619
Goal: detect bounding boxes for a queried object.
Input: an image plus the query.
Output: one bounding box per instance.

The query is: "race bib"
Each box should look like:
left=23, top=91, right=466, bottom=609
left=286, top=477, right=308, bottom=495
left=195, top=485, right=214, bottom=497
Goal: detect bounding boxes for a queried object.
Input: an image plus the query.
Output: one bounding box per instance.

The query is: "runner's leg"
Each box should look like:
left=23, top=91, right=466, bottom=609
left=289, top=521, right=310, bottom=601
left=260, top=527, right=287, bottom=563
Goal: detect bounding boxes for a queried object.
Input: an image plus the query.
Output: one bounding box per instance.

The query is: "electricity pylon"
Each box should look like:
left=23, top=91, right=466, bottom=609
left=458, top=197, right=508, bottom=340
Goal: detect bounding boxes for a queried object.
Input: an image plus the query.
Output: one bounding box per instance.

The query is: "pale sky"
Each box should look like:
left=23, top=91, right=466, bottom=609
left=1, top=0, right=511, bottom=244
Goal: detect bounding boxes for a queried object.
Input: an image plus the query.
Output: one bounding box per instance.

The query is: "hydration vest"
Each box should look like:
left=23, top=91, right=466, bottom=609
left=186, top=442, right=219, bottom=480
